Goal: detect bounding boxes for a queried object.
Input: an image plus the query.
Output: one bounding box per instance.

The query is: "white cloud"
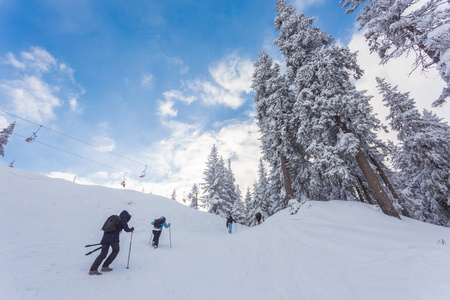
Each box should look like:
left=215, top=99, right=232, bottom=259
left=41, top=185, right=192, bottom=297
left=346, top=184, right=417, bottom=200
left=136, top=119, right=261, bottom=199
left=4, top=52, right=25, bottom=69
left=158, top=53, right=254, bottom=110
left=184, top=53, right=254, bottom=109
left=162, top=55, right=189, bottom=75
left=68, top=94, right=84, bottom=114
left=163, top=90, right=195, bottom=104
left=0, top=76, right=62, bottom=123
left=59, top=63, right=75, bottom=82
left=0, top=115, right=9, bottom=129
left=20, top=46, right=57, bottom=73
left=141, top=73, right=154, bottom=88
left=158, top=99, right=178, bottom=117
left=209, top=54, right=253, bottom=94
left=93, top=135, right=116, bottom=152
left=293, top=0, right=327, bottom=11
left=0, top=47, right=84, bottom=123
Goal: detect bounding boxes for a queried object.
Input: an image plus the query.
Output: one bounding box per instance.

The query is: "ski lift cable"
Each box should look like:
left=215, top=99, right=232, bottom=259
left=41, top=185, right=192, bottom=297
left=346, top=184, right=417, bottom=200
left=12, top=132, right=141, bottom=177
left=0, top=109, right=149, bottom=168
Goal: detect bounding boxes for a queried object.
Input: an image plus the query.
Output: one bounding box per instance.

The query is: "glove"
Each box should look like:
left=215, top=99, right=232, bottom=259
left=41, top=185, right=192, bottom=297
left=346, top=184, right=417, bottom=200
left=131, top=227, right=134, bottom=232
left=168, top=223, right=171, bottom=227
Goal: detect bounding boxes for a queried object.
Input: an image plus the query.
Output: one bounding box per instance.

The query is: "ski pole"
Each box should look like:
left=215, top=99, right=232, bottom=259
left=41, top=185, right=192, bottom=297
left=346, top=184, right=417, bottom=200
left=85, top=246, right=102, bottom=256
left=85, top=243, right=102, bottom=247
left=169, top=225, right=172, bottom=248
left=126, top=231, right=133, bottom=269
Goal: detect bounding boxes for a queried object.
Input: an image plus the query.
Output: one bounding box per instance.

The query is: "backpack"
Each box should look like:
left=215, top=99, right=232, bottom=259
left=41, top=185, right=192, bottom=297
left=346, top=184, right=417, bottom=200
left=101, top=215, right=121, bottom=233
left=153, top=218, right=165, bottom=228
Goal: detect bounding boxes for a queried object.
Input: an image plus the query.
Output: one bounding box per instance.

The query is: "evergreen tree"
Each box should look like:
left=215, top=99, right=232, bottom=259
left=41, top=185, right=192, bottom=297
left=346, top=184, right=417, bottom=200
left=254, top=0, right=400, bottom=218
left=231, top=185, right=246, bottom=224
left=224, top=159, right=239, bottom=216
left=243, top=187, right=253, bottom=226
left=377, top=77, right=450, bottom=225
left=340, top=0, right=450, bottom=106
left=253, top=159, right=270, bottom=219
left=0, top=122, right=15, bottom=157
left=252, top=51, right=297, bottom=208
left=200, top=145, right=228, bottom=217
left=188, top=183, right=200, bottom=210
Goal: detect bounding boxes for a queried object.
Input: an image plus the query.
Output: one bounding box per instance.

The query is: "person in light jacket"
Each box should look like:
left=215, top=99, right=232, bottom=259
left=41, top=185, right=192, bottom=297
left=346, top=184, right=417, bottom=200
left=151, top=216, right=170, bottom=249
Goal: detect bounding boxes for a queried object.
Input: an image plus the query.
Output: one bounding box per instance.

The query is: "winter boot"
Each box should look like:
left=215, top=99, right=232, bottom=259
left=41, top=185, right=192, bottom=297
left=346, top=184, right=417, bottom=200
left=101, top=267, right=113, bottom=272
left=152, top=241, right=155, bottom=246
left=153, top=244, right=158, bottom=249
left=88, top=270, right=102, bottom=276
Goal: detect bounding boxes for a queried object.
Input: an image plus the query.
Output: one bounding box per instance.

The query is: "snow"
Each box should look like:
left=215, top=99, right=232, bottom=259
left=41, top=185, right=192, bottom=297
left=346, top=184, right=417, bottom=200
left=2, top=165, right=450, bottom=300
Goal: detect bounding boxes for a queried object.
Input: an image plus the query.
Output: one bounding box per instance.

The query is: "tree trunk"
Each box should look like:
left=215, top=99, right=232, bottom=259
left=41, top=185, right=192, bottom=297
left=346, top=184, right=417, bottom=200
left=368, top=155, right=411, bottom=217
left=278, top=139, right=294, bottom=205
left=337, top=118, right=400, bottom=219
left=355, top=149, right=401, bottom=219
left=279, top=152, right=294, bottom=206
left=356, top=175, right=375, bottom=205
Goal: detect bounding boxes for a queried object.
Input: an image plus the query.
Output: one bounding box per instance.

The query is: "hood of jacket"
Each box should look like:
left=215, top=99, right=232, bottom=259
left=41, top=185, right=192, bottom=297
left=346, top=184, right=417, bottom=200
left=120, top=210, right=131, bottom=222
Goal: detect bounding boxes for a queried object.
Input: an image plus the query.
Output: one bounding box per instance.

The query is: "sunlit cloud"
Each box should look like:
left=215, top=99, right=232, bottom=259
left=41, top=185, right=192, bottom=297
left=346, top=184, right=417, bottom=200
left=0, top=76, right=61, bottom=123
left=93, top=135, right=116, bottom=152
left=0, top=46, right=84, bottom=123
left=158, top=99, right=178, bottom=117
left=135, top=118, right=261, bottom=198
left=19, top=46, right=57, bottom=73
left=186, top=53, right=254, bottom=109
left=163, top=90, right=195, bottom=104
left=157, top=53, right=254, bottom=110
left=4, top=52, right=25, bottom=69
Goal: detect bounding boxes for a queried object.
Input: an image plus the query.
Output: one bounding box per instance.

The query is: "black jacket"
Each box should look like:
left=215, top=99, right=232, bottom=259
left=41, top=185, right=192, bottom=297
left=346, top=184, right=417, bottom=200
left=100, top=210, right=132, bottom=244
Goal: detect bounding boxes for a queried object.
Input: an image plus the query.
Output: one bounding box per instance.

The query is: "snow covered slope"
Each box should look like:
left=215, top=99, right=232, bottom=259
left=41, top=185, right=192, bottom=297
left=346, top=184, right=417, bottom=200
left=1, top=165, right=450, bottom=300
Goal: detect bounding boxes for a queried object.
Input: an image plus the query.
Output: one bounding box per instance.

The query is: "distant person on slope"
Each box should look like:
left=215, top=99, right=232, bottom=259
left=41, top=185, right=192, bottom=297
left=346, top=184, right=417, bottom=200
left=151, top=216, right=170, bottom=249
left=88, top=210, right=134, bottom=276
left=226, top=216, right=236, bottom=234
left=255, top=212, right=262, bottom=225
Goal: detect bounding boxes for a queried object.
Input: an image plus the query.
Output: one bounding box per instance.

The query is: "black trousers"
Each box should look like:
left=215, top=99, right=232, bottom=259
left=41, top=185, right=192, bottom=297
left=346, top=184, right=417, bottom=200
left=90, top=242, right=120, bottom=271
left=152, top=230, right=162, bottom=246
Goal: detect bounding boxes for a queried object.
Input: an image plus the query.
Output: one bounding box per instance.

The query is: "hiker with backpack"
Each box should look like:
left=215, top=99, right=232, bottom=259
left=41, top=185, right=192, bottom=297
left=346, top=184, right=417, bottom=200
left=151, top=216, right=170, bottom=249
left=88, top=210, right=134, bottom=275
left=255, top=212, right=262, bottom=225
left=226, top=215, right=235, bottom=234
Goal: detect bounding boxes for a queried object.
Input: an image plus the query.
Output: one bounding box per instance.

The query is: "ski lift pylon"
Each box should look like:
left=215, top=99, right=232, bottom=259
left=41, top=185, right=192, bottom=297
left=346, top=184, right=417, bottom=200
left=26, top=125, right=43, bottom=142
left=140, top=165, right=147, bottom=178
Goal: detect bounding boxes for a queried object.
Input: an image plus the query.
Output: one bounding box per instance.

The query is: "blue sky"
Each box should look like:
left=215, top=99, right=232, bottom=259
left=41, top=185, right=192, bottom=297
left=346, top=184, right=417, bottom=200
left=0, top=0, right=448, bottom=199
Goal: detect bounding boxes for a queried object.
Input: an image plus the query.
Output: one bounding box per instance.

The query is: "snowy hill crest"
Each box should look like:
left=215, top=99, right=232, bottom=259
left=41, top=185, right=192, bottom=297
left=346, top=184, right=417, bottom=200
left=1, top=165, right=450, bottom=300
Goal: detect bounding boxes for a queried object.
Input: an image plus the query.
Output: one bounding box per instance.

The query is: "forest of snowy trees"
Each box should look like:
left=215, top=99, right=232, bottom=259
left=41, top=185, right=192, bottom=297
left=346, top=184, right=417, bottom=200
left=189, top=0, right=449, bottom=227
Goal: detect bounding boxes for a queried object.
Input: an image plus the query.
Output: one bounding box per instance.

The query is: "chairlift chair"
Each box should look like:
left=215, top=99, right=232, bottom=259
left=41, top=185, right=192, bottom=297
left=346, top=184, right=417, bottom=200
left=120, top=172, right=127, bottom=188
left=25, top=125, right=43, bottom=142
left=140, top=165, right=147, bottom=178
